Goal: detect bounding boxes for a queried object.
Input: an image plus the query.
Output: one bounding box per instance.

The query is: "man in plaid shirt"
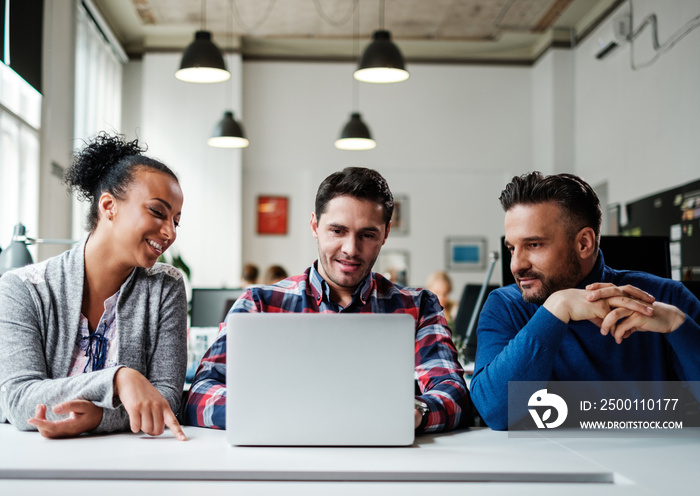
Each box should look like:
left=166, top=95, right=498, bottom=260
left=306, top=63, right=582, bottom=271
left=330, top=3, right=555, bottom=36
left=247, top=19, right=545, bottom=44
left=185, top=167, right=469, bottom=433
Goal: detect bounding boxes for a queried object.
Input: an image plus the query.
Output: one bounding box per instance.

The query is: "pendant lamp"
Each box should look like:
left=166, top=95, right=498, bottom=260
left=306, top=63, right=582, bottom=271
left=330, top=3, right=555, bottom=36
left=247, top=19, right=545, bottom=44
left=335, top=1, right=376, bottom=151
left=335, top=112, right=376, bottom=150
left=354, top=0, right=408, bottom=83
left=354, top=30, right=408, bottom=83
left=208, top=111, right=249, bottom=148
left=175, top=0, right=230, bottom=83
left=207, top=2, right=248, bottom=148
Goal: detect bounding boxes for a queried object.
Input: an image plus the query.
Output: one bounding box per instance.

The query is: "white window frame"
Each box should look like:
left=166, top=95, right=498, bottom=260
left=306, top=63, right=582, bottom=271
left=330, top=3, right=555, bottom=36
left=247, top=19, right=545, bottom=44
left=0, top=61, right=41, bottom=251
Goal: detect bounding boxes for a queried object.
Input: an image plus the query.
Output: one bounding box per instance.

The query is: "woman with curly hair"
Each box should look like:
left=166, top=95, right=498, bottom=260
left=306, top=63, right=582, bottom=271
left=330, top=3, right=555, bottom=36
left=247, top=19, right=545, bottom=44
left=0, top=133, right=187, bottom=440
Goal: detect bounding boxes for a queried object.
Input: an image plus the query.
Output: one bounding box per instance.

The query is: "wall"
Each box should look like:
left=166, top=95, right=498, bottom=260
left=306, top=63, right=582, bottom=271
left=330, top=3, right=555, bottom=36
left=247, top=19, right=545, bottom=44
left=240, top=61, right=532, bottom=291
left=123, top=52, right=244, bottom=289
left=120, top=0, right=700, bottom=300
left=531, top=49, right=575, bottom=176
left=573, top=0, right=700, bottom=208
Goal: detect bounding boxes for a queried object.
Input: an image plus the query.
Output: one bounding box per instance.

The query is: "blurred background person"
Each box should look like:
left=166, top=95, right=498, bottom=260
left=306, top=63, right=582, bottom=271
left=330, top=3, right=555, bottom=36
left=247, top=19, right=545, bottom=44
left=426, top=271, right=456, bottom=328
left=240, top=263, right=259, bottom=288
left=264, top=264, right=288, bottom=285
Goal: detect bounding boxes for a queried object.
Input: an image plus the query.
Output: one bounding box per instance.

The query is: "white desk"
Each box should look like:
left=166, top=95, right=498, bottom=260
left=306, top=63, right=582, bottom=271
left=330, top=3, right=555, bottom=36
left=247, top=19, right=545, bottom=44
left=1, top=424, right=697, bottom=495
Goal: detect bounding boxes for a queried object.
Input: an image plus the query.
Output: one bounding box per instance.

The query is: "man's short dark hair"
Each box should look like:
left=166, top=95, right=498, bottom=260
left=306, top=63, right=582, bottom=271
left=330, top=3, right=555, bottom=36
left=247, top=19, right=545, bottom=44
left=315, top=167, right=394, bottom=227
left=499, top=171, right=602, bottom=247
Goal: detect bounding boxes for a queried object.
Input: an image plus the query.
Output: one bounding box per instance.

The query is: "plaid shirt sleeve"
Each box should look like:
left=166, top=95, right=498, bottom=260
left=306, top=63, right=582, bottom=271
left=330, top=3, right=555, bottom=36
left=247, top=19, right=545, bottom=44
left=184, top=291, right=258, bottom=428
left=414, top=291, right=470, bottom=433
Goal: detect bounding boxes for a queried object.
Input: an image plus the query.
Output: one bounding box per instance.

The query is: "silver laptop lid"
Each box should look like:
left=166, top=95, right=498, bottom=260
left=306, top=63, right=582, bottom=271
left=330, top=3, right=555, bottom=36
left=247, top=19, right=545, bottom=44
left=226, top=312, right=415, bottom=446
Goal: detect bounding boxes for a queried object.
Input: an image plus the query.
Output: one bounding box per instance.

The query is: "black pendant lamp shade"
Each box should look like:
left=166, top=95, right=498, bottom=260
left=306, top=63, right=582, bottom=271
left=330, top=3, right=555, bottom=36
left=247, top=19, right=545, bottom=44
left=335, top=112, right=376, bottom=150
left=208, top=111, right=249, bottom=148
left=175, top=31, right=230, bottom=83
left=354, top=30, right=409, bottom=83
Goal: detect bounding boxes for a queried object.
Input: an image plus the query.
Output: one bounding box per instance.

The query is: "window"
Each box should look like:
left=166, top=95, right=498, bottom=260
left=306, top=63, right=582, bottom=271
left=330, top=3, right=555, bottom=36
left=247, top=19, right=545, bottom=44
left=71, top=2, right=124, bottom=237
left=0, top=60, right=41, bottom=250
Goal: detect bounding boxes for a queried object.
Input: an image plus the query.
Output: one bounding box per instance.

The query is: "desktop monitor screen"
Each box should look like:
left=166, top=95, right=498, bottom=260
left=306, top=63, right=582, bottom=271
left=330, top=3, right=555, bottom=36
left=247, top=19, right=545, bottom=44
left=190, top=287, right=245, bottom=327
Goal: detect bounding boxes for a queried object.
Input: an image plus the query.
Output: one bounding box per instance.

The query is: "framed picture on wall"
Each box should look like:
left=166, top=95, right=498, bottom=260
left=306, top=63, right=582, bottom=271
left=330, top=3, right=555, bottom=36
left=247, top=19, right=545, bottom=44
left=607, top=203, right=620, bottom=235
left=375, top=249, right=410, bottom=286
left=446, top=237, right=486, bottom=271
left=257, top=196, right=289, bottom=235
left=391, top=194, right=409, bottom=235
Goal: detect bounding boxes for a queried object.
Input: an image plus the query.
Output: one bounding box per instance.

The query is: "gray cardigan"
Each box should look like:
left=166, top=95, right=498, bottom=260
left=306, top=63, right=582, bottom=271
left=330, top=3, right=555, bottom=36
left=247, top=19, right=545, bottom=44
left=0, top=238, right=187, bottom=433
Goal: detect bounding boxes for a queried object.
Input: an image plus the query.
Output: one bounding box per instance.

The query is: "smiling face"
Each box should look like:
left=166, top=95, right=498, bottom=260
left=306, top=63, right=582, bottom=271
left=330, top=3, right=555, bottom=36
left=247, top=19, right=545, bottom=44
left=311, top=195, right=389, bottom=305
left=504, top=202, right=585, bottom=305
left=106, top=168, right=183, bottom=269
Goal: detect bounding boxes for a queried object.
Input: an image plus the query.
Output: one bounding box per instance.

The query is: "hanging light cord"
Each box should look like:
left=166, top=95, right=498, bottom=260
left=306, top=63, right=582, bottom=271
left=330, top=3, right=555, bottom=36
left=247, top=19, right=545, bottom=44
left=379, top=0, right=385, bottom=30
left=230, top=0, right=276, bottom=33
left=226, top=0, right=233, bottom=106
left=352, top=0, right=359, bottom=111
left=201, top=0, right=206, bottom=31
left=313, top=0, right=356, bottom=27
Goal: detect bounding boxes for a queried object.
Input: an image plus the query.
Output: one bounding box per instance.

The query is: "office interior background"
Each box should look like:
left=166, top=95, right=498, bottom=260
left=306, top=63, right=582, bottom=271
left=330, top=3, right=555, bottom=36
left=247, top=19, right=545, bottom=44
left=1, top=0, right=699, bottom=299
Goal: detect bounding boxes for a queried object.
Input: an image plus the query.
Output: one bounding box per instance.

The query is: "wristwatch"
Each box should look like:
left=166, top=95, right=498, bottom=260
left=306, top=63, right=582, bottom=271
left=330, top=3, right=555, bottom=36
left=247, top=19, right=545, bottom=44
left=414, top=398, right=430, bottom=432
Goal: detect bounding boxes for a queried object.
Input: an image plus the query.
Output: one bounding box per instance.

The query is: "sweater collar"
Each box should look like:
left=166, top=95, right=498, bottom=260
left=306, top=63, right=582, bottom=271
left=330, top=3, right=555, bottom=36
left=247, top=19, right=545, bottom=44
left=71, top=235, right=139, bottom=303
left=578, top=249, right=609, bottom=288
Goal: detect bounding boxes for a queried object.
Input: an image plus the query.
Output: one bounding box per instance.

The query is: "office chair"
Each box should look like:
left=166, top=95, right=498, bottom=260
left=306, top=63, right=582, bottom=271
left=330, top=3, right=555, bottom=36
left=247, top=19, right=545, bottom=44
left=453, top=283, right=500, bottom=363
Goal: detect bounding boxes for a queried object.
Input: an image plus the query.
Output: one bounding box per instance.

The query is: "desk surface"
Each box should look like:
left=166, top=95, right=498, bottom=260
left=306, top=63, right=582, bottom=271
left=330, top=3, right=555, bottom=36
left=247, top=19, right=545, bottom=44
left=1, top=424, right=698, bottom=495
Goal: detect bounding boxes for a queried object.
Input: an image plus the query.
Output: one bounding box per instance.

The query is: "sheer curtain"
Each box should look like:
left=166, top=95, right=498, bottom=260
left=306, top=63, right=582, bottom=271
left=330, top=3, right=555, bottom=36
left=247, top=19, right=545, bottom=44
left=72, top=1, right=124, bottom=238
left=0, top=61, right=41, bottom=250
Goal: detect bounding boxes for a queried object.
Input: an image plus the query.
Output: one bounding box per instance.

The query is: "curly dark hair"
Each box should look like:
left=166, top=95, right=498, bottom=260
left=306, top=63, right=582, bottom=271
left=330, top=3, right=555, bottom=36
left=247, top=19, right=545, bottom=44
left=499, top=171, right=602, bottom=249
left=315, top=167, right=393, bottom=228
left=64, top=132, right=178, bottom=232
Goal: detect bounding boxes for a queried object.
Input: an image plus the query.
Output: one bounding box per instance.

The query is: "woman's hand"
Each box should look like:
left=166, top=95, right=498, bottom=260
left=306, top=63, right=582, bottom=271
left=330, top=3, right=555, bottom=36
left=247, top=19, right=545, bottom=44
left=114, top=367, right=187, bottom=441
left=27, top=400, right=103, bottom=438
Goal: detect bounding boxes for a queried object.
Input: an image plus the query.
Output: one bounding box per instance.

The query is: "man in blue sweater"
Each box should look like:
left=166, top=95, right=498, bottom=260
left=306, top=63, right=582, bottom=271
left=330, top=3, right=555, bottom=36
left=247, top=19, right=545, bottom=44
left=470, top=172, right=700, bottom=430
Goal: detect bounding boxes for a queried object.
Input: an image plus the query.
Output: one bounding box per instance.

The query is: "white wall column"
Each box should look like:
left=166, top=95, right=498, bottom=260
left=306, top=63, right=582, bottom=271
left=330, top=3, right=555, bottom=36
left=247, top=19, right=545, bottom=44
left=135, top=52, right=244, bottom=288
left=38, top=0, right=77, bottom=258
left=532, top=48, right=575, bottom=174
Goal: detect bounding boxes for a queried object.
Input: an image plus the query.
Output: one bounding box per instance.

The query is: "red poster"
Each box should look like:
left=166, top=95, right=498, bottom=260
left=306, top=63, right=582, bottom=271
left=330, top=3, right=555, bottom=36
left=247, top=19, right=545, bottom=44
left=257, top=196, right=288, bottom=235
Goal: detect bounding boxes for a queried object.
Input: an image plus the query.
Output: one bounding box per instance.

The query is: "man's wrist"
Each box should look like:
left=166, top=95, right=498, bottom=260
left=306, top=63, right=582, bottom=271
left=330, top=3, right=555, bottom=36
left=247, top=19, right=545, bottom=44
left=669, top=307, right=687, bottom=333
left=543, top=291, right=571, bottom=323
left=414, top=398, right=430, bottom=432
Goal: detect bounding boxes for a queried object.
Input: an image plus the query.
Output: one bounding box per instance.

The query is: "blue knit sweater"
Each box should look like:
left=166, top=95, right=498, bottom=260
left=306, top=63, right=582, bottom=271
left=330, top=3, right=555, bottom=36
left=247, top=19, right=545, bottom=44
left=470, top=252, right=700, bottom=430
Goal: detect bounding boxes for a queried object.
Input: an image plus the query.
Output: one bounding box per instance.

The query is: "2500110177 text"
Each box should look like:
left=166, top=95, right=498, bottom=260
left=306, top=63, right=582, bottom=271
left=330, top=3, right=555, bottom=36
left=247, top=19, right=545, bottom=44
left=585, top=399, right=680, bottom=411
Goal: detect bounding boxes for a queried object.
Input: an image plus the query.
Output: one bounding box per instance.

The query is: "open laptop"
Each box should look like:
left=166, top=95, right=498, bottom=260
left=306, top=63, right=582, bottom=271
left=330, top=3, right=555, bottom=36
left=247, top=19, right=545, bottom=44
left=226, top=312, right=416, bottom=446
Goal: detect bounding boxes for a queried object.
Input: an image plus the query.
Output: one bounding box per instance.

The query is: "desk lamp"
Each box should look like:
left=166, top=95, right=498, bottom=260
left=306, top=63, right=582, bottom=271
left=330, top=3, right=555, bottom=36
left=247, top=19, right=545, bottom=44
left=0, top=223, right=75, bottom=275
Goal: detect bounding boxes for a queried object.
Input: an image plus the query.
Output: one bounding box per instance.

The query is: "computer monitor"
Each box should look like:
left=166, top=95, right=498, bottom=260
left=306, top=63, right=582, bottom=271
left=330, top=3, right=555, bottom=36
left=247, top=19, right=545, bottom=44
left=190, top=287, right=245, bottom=327
left=500, top=235, right=672, bottom=286
left=682, top=281, right=700, bottom=300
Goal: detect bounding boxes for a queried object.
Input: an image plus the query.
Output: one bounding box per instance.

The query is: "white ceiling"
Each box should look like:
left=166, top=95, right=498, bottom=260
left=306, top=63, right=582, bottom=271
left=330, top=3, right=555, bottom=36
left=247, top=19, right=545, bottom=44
left=92, top=0, right=623, bottom=63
